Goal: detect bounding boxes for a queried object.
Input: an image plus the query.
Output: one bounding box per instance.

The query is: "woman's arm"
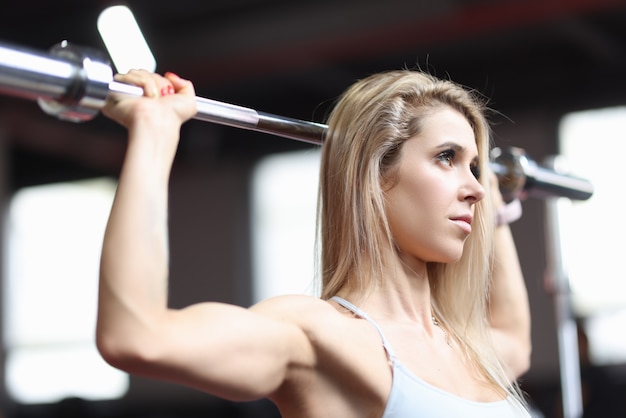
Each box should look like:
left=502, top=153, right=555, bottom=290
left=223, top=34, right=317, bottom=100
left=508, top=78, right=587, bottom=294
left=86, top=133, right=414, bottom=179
left=487, top=175, right=532, bottom=380
left=96, top=70, right=313, bottom=401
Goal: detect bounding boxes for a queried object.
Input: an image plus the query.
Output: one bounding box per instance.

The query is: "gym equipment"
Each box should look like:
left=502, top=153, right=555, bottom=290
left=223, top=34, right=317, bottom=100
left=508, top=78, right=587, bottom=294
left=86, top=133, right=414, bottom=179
left=0, top=40, right=593, bottom=201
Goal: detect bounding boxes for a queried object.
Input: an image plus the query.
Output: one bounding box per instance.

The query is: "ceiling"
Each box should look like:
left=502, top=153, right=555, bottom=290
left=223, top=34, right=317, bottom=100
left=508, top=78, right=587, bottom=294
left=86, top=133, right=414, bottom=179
left=1, top=0, right=626, bottom=189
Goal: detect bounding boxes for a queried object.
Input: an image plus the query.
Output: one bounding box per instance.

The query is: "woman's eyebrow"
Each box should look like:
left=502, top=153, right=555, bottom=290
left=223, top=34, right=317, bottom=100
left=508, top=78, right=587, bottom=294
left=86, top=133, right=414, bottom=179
left=435, top=142, right=464, bottom=152
left=435, top=141, right=468, bottom=153
left=435, top=142, right=480, bottom=161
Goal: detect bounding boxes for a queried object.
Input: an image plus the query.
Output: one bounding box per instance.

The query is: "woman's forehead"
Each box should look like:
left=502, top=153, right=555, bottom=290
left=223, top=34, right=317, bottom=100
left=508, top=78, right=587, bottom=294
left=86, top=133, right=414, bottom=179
left=407, top=108, right=477, bottom=151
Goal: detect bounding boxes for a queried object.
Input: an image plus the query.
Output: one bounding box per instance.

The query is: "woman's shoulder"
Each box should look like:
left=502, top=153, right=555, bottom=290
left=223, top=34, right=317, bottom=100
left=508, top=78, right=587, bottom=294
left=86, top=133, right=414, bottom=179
left=250, top=294, right=339, bottom=325
left=250, top=294, right=363, bottom=346
left=252, top=294, right=381, bottom=352
left=257, top=294, right=391, bottom=416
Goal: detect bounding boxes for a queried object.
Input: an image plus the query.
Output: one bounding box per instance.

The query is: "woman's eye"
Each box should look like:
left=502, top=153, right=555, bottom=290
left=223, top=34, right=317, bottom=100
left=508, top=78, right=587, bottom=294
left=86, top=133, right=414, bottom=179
left=437, top=150, right=455, bottom=166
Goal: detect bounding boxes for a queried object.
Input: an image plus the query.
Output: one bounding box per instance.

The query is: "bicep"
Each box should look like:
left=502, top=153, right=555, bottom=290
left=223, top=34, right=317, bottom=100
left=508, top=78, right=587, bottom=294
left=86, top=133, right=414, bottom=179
left=112, top=301, right=315, bottom=401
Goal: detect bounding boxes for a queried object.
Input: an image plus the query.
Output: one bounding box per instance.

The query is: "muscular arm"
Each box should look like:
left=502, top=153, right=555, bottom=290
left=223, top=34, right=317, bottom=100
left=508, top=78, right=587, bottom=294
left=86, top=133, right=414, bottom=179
left=96, top=71, right=314, bottom=401
left=487, top=177, right=532, bottom=381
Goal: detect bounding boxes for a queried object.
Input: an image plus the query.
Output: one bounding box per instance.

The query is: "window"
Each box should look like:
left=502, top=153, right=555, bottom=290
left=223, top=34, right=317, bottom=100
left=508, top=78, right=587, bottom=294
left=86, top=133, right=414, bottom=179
left=559, top=106, right=626, bottom=365
left=251, top=149, right=321, bottom=304
left=3, top=178, right=128, bottom=404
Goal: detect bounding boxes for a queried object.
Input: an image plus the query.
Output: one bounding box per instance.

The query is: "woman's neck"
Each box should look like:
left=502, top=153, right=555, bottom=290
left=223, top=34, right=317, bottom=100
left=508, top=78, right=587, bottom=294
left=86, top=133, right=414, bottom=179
left=338, top=256, right=433, bottom=324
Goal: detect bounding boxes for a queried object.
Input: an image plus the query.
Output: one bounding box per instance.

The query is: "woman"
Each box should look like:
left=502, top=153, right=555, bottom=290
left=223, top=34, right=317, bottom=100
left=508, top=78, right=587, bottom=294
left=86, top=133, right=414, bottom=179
left=97, top=69, right=532, bottom=417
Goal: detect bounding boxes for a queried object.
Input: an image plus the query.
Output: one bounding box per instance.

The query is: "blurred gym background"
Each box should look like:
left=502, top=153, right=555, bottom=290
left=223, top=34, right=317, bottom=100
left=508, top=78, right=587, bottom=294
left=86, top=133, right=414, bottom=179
left=1, top=1, right=626, bottom=417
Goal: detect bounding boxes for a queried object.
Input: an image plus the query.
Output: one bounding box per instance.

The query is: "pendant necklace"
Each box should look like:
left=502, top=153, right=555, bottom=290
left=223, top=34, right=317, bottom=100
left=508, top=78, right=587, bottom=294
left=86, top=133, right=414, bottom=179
left=432, top=315, right=452, bottom=347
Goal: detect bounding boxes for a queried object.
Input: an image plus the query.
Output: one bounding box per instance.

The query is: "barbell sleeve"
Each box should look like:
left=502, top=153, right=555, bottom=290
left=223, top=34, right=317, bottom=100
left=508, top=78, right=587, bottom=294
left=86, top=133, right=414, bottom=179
left=490, top=147, right=594, bottom=201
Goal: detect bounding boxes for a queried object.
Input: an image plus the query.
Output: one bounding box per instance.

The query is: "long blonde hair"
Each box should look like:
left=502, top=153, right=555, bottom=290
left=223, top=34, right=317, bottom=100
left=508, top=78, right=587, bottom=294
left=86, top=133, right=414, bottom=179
left=318, top=69, right=524, bottom=402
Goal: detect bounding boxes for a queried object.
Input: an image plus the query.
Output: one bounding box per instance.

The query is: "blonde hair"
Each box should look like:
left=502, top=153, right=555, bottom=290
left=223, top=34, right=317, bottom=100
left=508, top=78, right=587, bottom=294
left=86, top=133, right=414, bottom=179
left=317, top=69, right=524, bottom=403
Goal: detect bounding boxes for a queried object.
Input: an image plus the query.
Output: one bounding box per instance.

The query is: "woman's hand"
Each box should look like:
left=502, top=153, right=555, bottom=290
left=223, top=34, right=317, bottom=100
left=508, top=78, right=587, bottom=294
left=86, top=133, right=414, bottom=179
left=103, top=69, right=197, bottom=132
left=490, top=170, right=523, bottom=227
left=102, top=70, right=198, bottom=170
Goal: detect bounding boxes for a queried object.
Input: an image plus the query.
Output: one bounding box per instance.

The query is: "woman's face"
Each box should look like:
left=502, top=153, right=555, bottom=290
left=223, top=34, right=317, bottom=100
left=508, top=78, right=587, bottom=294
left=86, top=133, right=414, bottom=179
left=384, top=107, right=485, bottom=264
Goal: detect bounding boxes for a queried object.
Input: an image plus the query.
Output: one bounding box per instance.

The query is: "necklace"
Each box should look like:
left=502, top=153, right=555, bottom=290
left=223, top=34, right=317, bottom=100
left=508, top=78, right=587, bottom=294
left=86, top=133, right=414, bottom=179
left=432, top=315, right=452, bottom=347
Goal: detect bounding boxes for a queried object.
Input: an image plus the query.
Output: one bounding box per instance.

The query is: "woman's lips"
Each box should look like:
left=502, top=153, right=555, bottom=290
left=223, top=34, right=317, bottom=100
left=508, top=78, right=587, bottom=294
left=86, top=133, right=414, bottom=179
left=450, top=215, right=472, bottom=234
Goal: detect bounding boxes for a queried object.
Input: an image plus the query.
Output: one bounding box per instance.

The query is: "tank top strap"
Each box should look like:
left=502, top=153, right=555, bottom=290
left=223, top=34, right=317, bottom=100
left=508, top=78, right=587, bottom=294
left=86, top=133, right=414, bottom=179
left=330, top=296, right=396, bottom=360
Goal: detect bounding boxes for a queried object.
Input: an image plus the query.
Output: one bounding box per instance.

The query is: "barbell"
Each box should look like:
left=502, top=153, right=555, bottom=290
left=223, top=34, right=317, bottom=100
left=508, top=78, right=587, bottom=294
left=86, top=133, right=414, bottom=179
left=0, top=40, right=593, bottom=201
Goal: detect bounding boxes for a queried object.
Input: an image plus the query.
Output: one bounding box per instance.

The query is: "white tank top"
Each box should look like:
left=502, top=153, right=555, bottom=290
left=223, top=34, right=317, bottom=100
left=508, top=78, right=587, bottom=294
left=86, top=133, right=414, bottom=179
left=331, top=296, right=531, bottom=418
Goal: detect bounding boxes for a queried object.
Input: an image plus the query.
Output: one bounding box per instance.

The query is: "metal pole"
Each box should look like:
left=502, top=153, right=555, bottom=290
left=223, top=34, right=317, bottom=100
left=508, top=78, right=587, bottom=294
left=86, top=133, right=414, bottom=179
left=543, top=156, right=584, bottom=418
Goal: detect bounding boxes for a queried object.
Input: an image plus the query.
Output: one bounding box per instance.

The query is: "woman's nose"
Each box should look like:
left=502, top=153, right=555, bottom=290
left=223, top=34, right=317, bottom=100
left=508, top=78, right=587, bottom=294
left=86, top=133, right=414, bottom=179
left=462, top=171, right=486, bottom=203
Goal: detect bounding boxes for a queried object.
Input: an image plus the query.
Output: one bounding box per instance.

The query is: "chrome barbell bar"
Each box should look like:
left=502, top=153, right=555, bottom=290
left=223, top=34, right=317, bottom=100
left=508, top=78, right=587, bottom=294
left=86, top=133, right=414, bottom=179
left=0, top=39, right=593, bottom=200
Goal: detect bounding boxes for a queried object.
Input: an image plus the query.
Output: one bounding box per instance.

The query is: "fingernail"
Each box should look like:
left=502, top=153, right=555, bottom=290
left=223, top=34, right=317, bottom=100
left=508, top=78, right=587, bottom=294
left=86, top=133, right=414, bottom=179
left=160, top=87, right=169, bottom=96
left=168, top=85, right=175, bottom=94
